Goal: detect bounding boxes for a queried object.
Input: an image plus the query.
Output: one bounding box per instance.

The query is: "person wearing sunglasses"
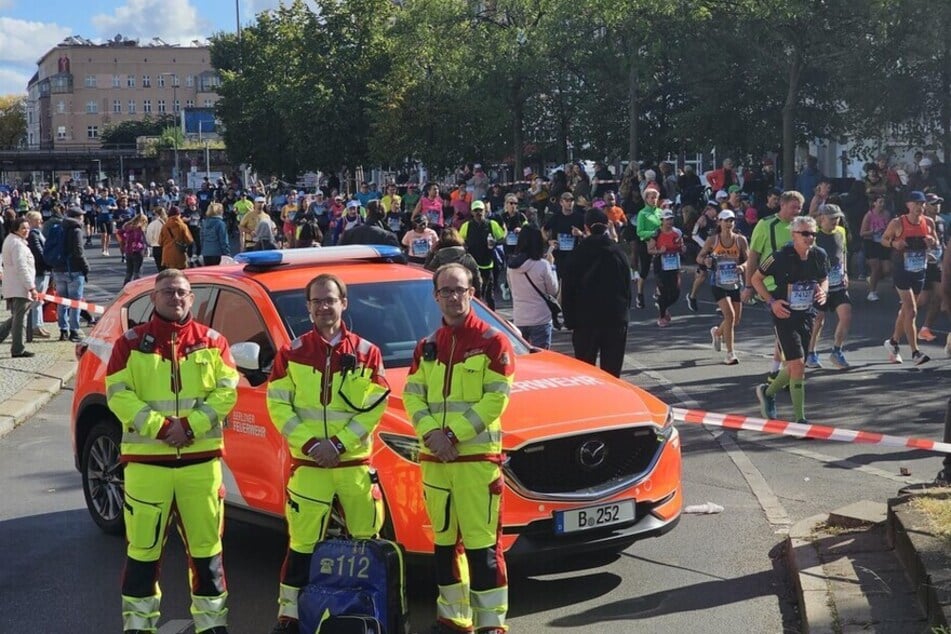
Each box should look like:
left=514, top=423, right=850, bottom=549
left=697, top=209, right=750, bottom=365
left=752, top=215, right=830, bottom=425
left=807, top=204, right=853, bottom=369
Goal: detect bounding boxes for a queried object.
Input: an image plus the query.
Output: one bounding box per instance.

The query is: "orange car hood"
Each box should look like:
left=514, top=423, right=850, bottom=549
left=385, top=350, right=666, bottom=448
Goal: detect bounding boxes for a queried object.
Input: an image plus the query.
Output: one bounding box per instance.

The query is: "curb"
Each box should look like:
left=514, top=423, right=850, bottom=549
left=888, top=493, right=951, bottom=629
left=785, top=513, right=838, bottom=634
left=0, top=358, right=78, bottom=441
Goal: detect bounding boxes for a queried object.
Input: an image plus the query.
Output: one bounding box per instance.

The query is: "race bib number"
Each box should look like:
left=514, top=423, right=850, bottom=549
left=388, top=216, right=402, bottom=231
left=505, top=232, right=518, bottom=246
left=788, top=281, right=816, bottom=311
left=903, top=250, right=926, bottom=273
left=557, top=233, right=575, bottom=251
left=714, top=260, right=739, bottom=288
left=872, top=230, right=884, bottom=243
left=411, top=238, right=430, bottom=258
left=828, top=264, right=844, bottom=288
left=661, top=252, right=681, bottom=271
left=426, top=210, right=441, bottom=226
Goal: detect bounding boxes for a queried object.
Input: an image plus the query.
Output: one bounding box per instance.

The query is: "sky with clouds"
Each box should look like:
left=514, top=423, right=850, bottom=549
left=0, top=0, right=287, bottom=96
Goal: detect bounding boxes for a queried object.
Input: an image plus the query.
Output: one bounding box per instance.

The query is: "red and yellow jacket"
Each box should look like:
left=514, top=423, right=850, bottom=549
left=266, top=325, right=389, bottom=463
left=106, top=315, right=239, bottom=464
left=404, top=311, right=515, bottom=459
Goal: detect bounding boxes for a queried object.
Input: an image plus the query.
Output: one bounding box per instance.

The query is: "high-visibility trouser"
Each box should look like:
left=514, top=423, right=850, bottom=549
left=422, top=460, right=508, bottom=633
left=121, top=460, right=227, bottom=634
left=277, top=465, right=384, bottom=622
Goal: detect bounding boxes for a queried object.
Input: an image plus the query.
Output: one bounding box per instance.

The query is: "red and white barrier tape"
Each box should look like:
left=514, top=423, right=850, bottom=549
left=40, top=293, right=106, bottom=315
left=672, top=407, right=951, bottom=455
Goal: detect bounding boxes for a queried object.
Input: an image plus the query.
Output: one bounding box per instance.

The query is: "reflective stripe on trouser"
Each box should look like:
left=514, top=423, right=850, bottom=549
left=277, top=465, right=384, bottom=621
left=423, top=461, right=506, bottom=632
left=121, top=593, right=161, bottom=632
left=122, top=460, right=227, bottom=631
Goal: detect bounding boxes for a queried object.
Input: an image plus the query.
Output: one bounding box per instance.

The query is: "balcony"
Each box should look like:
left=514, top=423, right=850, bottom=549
left=49, top=73, right=73, bottom=94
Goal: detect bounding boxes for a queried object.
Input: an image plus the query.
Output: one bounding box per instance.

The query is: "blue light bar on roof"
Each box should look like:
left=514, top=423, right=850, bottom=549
left=235, top=245, right=405, bottom=268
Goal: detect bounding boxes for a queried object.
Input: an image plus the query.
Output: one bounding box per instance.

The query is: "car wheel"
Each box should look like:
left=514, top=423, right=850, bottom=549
left=81, top=421, right=125, bottom=535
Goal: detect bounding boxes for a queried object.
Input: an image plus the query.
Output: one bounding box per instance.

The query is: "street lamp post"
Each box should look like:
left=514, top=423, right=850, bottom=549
left=160, top=73, right=180, bottom=184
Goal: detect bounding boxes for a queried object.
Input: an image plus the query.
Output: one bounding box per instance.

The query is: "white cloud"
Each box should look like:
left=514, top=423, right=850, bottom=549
left=0, top=66, right=29, bottom=96
left=0, top=17, right=72, bottom=65
left=91, top=0, right=212, bottom=44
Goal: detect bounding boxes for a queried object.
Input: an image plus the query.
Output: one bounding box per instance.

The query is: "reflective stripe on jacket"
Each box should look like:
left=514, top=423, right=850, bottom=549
left=266, top=325, right=388, bottom=461
left=106, top=315, right=239, bottom=463
left=404, top=311, right=515, bottom=457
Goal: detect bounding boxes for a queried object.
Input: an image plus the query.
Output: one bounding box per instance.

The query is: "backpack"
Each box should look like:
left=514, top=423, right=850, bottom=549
left=43, top=221, right=69, bottom=270
left=299, top=538, right=409, bottom=634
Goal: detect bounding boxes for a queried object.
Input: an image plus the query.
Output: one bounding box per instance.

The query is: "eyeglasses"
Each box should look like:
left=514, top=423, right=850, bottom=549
left=795, top=231, right=817, bottom=238
left=562, top=198, right=574, bottom=202
left=307, top=297, right=341, bottom=307
left=506, top=201, right=518, bottom=205
left=157, top=288, right=192, bottom=299
left=436, top=287, right=471, bottom=298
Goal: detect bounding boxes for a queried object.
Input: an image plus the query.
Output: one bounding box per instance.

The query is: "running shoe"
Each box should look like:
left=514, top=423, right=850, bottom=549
left=724, top=351, right=739, bottom=365
left=804, top=352, right=822, bottom=368
left=884, top=338, right=902, bottom=364
left=710, top=326, right=721, bottom=352
left=686, top=295, right=698, bottom=312
left=828, top=350, right=851, bottom=369
left=912, top=350, right=931, bottom=366
left=500, top=284, right=511, bottom=301
left=755, top=384, right=777, bottom=419
left=867, top=291, right=879, bottom=301
left=635, top=293, right=645, bottom=309
left=656, top=317, right=669, bottom=328
left=918, top=326, right=936, bottom=342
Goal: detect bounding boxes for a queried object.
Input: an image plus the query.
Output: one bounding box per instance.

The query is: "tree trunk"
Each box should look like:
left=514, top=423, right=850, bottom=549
left=627, top=61, right=639, bottom=166
left=942, top=22, right=950, bottom=167
left=782, top=51, right=803, bottom=191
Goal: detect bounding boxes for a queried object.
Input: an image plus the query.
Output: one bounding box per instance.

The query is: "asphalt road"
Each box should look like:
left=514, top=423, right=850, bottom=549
left=1, top=249, right=948, bottom=633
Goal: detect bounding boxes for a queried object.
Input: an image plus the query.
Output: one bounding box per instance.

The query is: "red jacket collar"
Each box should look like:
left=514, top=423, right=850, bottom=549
left=149, top=312, right=194, bottom=339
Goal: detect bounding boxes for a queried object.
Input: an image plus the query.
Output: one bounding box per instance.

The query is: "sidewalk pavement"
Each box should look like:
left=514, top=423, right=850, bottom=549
left=0, top=319, right=78, bottom=440
left=786, top=494, right=951, bottom=633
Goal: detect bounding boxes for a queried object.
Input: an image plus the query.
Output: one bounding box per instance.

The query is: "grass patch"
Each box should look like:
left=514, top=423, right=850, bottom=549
left=911, top=496, right=951, bottom=545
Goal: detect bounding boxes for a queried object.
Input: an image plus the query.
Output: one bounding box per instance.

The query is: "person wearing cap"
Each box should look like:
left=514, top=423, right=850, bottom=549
left=543, top=191, right=586, bottom=280
left=330, top=200, right=365, bottom=245
left=647, top=209, right=686, bottom=327
left=752, top=215, right=829, bottom=425
left=915, top=193, right=946, bottom=344
left=561, top=207, right=631, bottom=377
left=806, top=205, right=853, bottom=369
left=697, top=209, right=749, bottom=365
left=860, top=193, right=892, bottom=301
left=908, top=157, right=938, bottom=193
left=340, top=200, right=400, bottom=249
left=239, top=197, right=268, bottom=249
left=460, top=200, right=506, bottom=309
left=633, top=188, right=663, bottom=308
left=881, top=190, right=938, bottom=365
left=685, top=200, right=721, bottom=312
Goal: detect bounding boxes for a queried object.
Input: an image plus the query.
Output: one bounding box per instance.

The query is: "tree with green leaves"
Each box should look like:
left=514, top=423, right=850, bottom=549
left=0, top=96, right=26, bottom=148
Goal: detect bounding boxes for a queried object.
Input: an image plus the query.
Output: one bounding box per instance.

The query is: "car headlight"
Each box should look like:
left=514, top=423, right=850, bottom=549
left=380, top=432, right=421, bottom=463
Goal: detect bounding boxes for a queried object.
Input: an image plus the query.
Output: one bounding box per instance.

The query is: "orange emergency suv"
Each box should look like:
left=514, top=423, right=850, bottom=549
left=71, top=245, right=682, bottom=563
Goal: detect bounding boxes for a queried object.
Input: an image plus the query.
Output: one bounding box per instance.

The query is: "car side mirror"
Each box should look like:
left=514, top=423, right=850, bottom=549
left=231, top=341, right=261, bottom=371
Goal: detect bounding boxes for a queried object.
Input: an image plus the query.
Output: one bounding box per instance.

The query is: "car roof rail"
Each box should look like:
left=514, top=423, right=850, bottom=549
left=235, top=245, right=407, bottom=272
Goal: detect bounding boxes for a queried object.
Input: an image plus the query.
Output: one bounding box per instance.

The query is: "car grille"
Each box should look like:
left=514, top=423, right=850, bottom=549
left=505, top=427, right=663, bottom=496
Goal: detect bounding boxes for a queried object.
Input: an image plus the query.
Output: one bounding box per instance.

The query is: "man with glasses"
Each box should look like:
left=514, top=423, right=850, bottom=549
left=404, top=263, right=515, bottom=634
left=543, top=191, right=585, bottom=279
left=267, top=274, right=390, bottom=634
left=106, top=269, right=239, bottom=634
left=752, top=215, right=830, bottom=424
left=498, top=195, right=528, bottom=301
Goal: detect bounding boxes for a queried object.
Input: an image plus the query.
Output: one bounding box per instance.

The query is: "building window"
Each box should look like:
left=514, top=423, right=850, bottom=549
left=56, top=101, right=65, bottom=114
left=57, top=126, right=66, bottom=140
left=186, top=75, right=194, bottom=87
left=158, top=100, right=166, bottom=113
left=112, top=74, right=121, bottom=88
left=158, top=74, right=165, bottom=88
left=204, top=99, right=213, bottom=108
left=127, top=75, right=135, bottom=88
left=174, top=99, right=180, bottom=113
left=85, top=75, right=96, bottom=87
left=143, top=99, right=151, bottom=113
left=113, top=100, right=121, bottom=113
left=172, top=74, right=180, bottom=87
left=185, top=100, right=194, bottom=108
left=87, top=126, right=98, bottom=139
left=128, top=100, right=136, bottom=114
left=86, top=101, right=98, bottom=114
left=143, top=75, right=151, bottom=87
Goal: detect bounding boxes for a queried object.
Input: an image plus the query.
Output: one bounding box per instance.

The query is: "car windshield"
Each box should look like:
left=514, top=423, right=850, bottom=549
left=271, top=279, right=530, bottom=368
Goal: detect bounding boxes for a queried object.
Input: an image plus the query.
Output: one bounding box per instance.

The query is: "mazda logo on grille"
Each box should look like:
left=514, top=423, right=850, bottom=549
left=578, top=439, right=607, bottom=469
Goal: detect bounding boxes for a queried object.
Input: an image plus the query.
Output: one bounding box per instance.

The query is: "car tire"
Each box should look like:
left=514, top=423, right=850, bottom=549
left=81, top=420, right=125, bottom=535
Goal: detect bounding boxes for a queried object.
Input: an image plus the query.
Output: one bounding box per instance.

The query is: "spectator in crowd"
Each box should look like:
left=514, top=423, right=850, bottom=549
left=200, top=202, right=230, bottom=266
left=117, top=213, right=149, bottom=285
left=25, top=211, right=50, bottom=339
left=507, top=225, right=559, bottom=349
left=468, top=164, right=490, bottom=201
left=158, top=206, right=193, bottom=270
left=705, top=158, right=738, bottom=193
left=52, top=205, right=90, bottom=342
left=424, top=227, right=481, bottom=289
left=0, top=217, right=39, bottom=357
left=796, top=155, right=823, bottom=210
left=146, top=207, right=167, bottom=271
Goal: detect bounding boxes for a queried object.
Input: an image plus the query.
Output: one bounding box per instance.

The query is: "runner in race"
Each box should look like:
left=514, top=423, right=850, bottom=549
left=697, top=209, right=749, bottom=365
left=807, top=205, right=853, bottom=369
left=859, top=194, right=891, bottom=301
left=685, top=200, right=720, bottom=312
left=647, top=209, right=685, bottom=327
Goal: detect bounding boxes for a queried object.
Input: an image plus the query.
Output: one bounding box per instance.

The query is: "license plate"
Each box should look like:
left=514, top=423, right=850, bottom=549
left=554, top=500, right=636, bottom=534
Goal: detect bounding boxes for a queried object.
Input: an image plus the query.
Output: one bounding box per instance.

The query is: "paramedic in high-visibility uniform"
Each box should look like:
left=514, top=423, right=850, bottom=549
left=266, top=273, right=390, bottom=634
left=105, top=268, right=239, bottom=634
left=404, top=262, right=516, bottom=634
